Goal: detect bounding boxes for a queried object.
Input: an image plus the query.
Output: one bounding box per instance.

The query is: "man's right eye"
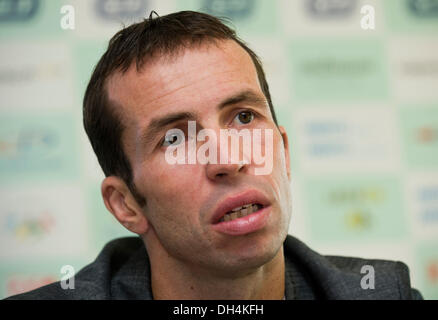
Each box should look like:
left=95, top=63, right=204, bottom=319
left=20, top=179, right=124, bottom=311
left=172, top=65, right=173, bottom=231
left=161, top=132, right=183, bottom=147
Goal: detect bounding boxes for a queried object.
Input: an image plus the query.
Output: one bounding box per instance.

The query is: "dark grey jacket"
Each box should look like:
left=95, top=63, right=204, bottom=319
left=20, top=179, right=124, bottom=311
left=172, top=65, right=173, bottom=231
left=6, top=235, right=423, bottom=300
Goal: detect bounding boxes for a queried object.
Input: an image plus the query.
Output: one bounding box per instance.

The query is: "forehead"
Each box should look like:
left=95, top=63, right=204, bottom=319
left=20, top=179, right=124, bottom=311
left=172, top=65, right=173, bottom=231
left=106, top=40, right=262, bottom=125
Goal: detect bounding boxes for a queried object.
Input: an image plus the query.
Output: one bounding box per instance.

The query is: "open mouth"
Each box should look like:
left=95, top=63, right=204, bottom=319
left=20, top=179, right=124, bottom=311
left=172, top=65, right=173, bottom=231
left=218, top=203, right=264, bottom=223
left=211, top=190, right=271, bottom=235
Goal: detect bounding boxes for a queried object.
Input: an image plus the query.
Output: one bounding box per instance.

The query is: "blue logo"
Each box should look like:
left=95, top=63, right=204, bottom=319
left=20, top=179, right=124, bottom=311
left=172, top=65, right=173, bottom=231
left=16, top=127, right=58, bottom=157
left=419, top=186, right=438, bottom=201
left=407, top=0, right=438, bottom=17
left=309, top=143, right=348, bottom=156
left=203, top=0, right=255, bottom=20
left=305, top=121, right=349, bottom=157
left=0, top=0, right=39, bottom=22
left=422, top=209, right=438, bottom=223
left=306, top=0, right=357, bottom=18
left=95, top=0, right=148, bottom=21
left=418, top=186, right=438, bottom=224
left=305, top=121, right=347, bottom=135
left=0, top=126, right=58, bottom=159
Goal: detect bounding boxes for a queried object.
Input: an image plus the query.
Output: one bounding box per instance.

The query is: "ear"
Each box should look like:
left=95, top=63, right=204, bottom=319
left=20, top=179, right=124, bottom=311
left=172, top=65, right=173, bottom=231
left=101, top=176, right=149, bottom=235
left=278, top=126, right=291, bottom=180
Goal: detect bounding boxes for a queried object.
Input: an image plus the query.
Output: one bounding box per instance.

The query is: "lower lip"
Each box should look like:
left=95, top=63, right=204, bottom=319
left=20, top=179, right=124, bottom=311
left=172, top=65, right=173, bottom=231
left=211, top=206, right=271, bottom=236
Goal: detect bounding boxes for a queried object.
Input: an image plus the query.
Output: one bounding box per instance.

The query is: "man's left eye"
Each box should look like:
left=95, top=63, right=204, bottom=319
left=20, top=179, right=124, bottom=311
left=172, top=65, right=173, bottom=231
left=233, top=111, right=254, bottom=125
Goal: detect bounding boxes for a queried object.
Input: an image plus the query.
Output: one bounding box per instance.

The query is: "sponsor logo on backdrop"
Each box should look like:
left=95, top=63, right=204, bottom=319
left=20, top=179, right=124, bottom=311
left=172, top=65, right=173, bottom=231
left=306, top=0, right=357, bottom=17
left=300, top=57, right=375, bottom=76
left=403, top=60, right=438, bottom=77
left=304, top=178, right=406, bottom=242
left=6, top=274, right=57, bottom=297
left=303, top=119, right=391, bottom=160
left=417, top=125, right=438, bottom=144
left=295, top=109, right=399, bottom=172
left=0, top=116, right=77, bottom=179
left=309, top=143, right=348, bottom=156
left=0, top=0, right=39, bottom=22
left=407, top=0, right=438, bottom=18
left=95, top=0, right=148, bottom=21
left=305, top=121, right=348, bottom=157
left=0, top=63, right=64, bottom=85
left=330, top=187, right=381, bottom=231
left=3, top=210, right=55, bottom=241
left=0, top=127, right=57, bottom=159
left=427, top=260, right=438, bottom=283
left=418, top=185, right=438, bottom=224
left=400, top=108, right=438, bottom=167
left=203, top=0, right=255, bottom=20
left=345, top=209, right=372, bottom=230
left=422, top=208, right=438, bottom=223
left=290, top=40, right=387, bottom=100
left=329, top=187, right=385, bottom=204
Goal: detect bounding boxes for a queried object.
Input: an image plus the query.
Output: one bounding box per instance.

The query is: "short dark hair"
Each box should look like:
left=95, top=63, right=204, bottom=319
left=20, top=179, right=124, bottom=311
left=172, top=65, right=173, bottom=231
left=83, top=10, right=278, bottom=206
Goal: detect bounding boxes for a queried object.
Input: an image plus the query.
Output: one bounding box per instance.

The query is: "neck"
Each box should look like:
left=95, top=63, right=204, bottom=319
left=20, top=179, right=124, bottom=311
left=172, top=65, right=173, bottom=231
left=143, top=235, right=285, bottom=300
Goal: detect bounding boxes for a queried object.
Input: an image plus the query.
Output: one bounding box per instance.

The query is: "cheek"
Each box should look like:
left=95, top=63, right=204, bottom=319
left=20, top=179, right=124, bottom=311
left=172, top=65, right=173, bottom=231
left=140, top=163, right=208, bottom=249
left=141, top=161, right=202, bottom=214
left=269, top=131, right=287, bottom=173
left=269, top=134, right=291, bottom=200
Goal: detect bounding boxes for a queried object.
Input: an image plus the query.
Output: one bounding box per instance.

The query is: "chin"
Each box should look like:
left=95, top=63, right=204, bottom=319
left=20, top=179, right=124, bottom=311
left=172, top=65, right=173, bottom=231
left=210, top=233, right=284, bottom=276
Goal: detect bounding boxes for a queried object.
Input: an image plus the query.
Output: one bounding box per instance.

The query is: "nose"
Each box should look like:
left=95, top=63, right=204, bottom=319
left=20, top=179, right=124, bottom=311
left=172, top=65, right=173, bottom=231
left=203, top=126, right=251, bottom=181
left=206, top=160, right=247, bottom=181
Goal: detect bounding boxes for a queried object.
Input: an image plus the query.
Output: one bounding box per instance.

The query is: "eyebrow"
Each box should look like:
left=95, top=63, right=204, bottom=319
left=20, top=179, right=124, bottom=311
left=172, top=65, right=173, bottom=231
left=140, top=90, right=268, bottom=148
left=217, top=90, right=268, bottom=111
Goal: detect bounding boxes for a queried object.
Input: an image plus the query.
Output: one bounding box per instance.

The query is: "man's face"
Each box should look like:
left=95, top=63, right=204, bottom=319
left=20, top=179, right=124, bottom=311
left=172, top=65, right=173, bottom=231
left=107, top=40, right=292, bottom=276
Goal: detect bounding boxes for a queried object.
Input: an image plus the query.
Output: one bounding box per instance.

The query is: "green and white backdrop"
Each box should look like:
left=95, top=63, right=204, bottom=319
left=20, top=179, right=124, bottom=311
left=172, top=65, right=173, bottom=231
left=0, top=0, right=437, bottom=299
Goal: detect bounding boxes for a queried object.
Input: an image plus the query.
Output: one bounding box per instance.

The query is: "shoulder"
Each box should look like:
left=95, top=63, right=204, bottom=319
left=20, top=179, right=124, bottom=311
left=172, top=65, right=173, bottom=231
left=5, top=237, right=144, bottom=300
left=283, top=235, right=423, bottom=300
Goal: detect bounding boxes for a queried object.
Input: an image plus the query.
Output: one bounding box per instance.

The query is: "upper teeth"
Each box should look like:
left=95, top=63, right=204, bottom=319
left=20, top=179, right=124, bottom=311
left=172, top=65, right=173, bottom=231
left=231, top=204, right=251, bottom=212
left=219, top=203, right=261, bottom=222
